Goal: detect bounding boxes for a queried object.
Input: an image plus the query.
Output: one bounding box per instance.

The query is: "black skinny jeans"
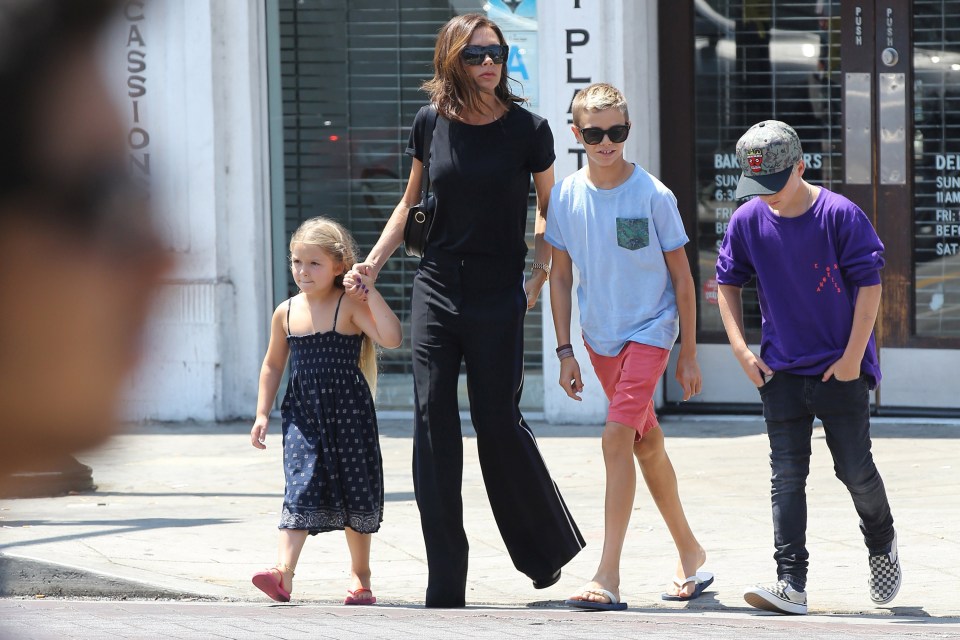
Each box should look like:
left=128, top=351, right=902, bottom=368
left=758, top=371, right=895, bottom=590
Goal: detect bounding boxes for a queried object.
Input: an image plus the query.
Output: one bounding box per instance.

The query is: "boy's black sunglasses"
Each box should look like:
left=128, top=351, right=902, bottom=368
left=460, top=44, right=509, bottom=65
left=578, top=123, right=631, bottom=145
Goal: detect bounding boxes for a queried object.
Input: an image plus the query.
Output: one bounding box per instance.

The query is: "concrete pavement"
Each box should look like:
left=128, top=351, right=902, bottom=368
left=1, top=415, right=959, bottom=624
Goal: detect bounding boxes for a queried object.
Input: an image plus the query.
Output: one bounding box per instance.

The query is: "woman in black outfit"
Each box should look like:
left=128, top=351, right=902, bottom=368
left=353, top=13, right=584, bottom=608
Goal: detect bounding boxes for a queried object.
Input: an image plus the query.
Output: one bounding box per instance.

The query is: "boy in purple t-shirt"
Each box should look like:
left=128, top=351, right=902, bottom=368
left=716, top=121, right=901, bottom=615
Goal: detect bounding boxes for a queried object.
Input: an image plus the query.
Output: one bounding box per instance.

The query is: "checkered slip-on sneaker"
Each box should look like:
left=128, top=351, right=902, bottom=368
left=869, top=533, right=902, bottom=605
left=743, top=579, right=808, bottom=615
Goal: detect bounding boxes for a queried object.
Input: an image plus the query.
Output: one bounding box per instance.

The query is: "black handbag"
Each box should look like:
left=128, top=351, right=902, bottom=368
left=403, top=106, right=439, bottom=258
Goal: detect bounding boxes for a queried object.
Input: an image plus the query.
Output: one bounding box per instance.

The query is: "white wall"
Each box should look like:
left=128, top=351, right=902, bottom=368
left=112, top=0, right=271, bottom=421
left=539, top=0, right=662, bottom=424
left=879, top=348, right=960, bottom=409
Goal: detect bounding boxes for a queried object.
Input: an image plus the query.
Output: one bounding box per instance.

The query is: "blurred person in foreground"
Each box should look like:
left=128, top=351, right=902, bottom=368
left=0, top=0, right=168, bottom=487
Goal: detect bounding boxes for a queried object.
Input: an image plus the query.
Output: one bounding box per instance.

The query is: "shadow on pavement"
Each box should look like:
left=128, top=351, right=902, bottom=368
left=868, top=424, right=960, bottom=439
left=119, top=418, right=960, bottom=440
left=0, top=518, right=240, bottom=551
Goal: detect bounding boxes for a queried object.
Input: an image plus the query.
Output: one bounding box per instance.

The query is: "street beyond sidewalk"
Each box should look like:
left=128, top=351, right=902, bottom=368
left=1, top=416, right=958, bottom=623
left=3, top=600, right=959, bottom=640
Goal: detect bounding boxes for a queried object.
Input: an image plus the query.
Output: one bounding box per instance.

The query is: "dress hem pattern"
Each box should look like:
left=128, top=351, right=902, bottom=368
left=279, top=506, right=382, bottom=534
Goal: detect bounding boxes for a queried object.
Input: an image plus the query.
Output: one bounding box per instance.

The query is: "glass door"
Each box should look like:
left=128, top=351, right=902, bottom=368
left=659, top=0, right=960, bottom=412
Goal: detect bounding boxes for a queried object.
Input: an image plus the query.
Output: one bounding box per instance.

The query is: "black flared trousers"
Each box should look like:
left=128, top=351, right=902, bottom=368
left=410, top=248, right=585, bottom=607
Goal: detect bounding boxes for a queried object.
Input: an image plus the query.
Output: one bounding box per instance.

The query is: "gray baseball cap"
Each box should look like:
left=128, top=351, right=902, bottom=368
left=735, top=120, right=803, bottom=199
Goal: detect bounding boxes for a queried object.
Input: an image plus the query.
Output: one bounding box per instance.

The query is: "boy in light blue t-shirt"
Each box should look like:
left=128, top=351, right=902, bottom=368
left=546, top=83, right=709, bottom=611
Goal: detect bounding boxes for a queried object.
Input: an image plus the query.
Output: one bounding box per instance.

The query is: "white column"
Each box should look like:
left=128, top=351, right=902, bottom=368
left=209, top=0, right=273, bottom=419
left=621, top=0, right=664, bottom=411
left=111, top=0, right=270, bottom=421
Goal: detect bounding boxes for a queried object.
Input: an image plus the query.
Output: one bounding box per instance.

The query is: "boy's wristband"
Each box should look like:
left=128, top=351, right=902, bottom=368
left=555, top=343, right=574, bottom=360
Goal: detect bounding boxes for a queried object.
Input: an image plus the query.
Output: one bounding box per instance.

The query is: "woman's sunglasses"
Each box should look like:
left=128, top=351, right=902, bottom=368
left=578, top=123, right=631, bottom=145
left=461, top=44, right=509, bottom=66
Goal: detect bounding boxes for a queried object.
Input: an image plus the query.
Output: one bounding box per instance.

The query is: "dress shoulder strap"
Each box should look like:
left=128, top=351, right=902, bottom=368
left=332, top=291, right=346, bottom=332
left=285, top=298, right=292, bottom=336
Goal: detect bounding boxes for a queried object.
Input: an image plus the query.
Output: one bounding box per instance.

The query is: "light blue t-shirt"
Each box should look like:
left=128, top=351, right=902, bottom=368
left=545, top=164, right=689, bottom=357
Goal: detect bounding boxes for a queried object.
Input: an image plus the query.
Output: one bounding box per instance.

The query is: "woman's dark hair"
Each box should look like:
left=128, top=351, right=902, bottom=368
left=0, top=0, right=120, bottom=199
left=422, top=13, right=524, bottom=119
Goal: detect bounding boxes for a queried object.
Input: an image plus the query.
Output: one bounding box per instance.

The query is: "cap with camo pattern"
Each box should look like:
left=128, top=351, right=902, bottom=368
left=735, top=120, right=803, bottom=199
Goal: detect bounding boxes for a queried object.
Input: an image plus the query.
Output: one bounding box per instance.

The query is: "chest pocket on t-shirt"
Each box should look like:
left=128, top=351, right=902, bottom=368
left=616, top=217, right=649, bottom=250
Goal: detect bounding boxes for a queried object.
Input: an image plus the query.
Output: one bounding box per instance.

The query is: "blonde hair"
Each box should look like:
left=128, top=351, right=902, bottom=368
left=289, top=217, right=379, bottom=397
left=422, top=13, right=524, bottom=120
left=571, top=82, right=630, bottom=127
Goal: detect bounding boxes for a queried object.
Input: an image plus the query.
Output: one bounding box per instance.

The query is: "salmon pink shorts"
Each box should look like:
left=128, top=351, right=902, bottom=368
left=585, top=340, right=670, bottom=441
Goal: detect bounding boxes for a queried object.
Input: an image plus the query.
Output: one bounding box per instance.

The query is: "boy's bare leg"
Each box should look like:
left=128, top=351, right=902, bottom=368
left=634, top=425, right=706, bottom=597
left=569, top=421, right=636, bottom=603
left=344, top=528, right=374, bottom=598
left=276, top=528, right=309, bottom=593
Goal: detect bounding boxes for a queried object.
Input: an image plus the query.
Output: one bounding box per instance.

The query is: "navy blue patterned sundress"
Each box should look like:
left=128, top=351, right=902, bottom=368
left=278, top=293, right=383, bottom=535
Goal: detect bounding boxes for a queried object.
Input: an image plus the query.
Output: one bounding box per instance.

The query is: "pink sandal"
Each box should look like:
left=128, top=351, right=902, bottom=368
left=344, top=587, right=377, bottom=605
left=252, top=565, right=293, bottom=603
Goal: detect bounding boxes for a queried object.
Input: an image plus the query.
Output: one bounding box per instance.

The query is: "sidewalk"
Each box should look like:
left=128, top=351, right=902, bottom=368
left=1, top=416, right=958, bottom=619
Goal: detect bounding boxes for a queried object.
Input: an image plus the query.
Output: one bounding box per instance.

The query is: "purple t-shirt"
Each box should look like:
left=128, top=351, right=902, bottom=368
left=716, top=188, right=884, bottom=386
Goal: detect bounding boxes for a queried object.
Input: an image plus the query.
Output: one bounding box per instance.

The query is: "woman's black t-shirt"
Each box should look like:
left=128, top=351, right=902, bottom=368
left=405, top=104, right=555, bottom=257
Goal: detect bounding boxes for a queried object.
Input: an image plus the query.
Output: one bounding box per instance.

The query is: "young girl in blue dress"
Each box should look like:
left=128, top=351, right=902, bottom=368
left=250, top=217, right=402, bottom=605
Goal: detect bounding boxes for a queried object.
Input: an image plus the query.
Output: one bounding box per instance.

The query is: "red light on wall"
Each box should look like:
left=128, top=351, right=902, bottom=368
left=328, top=135, right=339, bottom=141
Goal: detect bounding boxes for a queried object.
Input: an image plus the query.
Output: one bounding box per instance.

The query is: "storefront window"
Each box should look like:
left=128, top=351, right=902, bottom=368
left=266, top=0, right=545, bottom=388
left=693, top=1, right=842, bottom=333
left=913, top=0, right=960, bottom=337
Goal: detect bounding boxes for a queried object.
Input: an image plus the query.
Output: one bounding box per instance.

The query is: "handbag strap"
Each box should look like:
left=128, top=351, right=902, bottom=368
left=419, top=105, right=439, bottom=201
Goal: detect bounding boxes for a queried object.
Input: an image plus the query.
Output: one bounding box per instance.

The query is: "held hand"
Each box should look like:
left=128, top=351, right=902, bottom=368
left=524, top=270, right=547, bottom=309
left=342, top=269, right=370, bottom=303
left=559, top=357, right=584, bottom=401
left=822, top=355, right=861, bottom=382
left=251, top=419, right=268, bottom=449
left=736, top=348, right=773, bottom=387
left=675, top=353, right=702, bottom=401
left=353, top=260, right=381, bottom=284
